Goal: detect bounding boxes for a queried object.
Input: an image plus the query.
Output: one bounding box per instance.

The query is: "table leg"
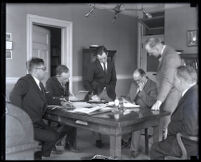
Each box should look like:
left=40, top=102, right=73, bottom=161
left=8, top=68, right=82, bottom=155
left=152, top=125, right=162, bottom=143
left=110, top=135, right=121, bottom=159
left=144, top=128, right=149, bottom=155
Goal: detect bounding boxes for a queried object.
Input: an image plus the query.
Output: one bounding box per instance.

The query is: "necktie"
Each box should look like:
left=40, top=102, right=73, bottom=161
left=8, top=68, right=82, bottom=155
left=103, top=63, right=107, bottom=74
left=39, top=82, right=45, bottom=95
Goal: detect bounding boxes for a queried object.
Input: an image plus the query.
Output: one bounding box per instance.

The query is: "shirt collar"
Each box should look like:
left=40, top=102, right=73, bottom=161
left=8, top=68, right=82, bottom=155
left=182, top=82, right=196, bottom=97
left=161, top=45, right=166, bottom=55
left=32, top=75, right=41, bottom=89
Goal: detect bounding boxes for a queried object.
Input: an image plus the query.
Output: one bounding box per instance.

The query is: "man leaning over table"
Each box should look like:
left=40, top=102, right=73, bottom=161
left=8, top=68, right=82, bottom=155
left=46, top=65, right=77, bottom=152
left=144, top=37, right=182, bottom=140
left=122, top=68, right=157, bottom=158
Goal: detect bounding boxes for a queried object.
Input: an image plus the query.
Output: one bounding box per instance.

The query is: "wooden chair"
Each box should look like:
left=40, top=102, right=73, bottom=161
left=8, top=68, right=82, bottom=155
left=165, top=133, right=198, bottom=160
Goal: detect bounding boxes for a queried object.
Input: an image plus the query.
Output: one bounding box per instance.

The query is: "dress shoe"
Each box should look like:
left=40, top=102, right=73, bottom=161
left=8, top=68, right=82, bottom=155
left=130, top=151, right=140, bottom=158
left=34, top=151, right=42, bottom=160
left=65, top=143, right=79, bottom=152
left=51, top=146, right=64, bottom=154
left=95, top=140, right=103, bottom=148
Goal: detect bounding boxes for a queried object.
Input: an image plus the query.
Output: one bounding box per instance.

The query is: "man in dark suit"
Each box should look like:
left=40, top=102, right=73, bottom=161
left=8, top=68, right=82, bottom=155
left=123, top=69, right=157, bottom=157
left=83, top=46, right=117, bottom=102
left=46, top=65, right=77, bottom=151
left=9, top=57, right=60, bottom=159
left=145, top=37, right=182, bottom=140
left=150, top=65, right=198, bottom=159
left=83, top=46, right=117, bottom=148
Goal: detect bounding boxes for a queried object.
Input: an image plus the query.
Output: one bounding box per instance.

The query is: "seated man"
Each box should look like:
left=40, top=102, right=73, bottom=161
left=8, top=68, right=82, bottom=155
left=9, top=57, right=61, bottom=159
left=150, top=66, right=198, bottom=159
left=46, top=65, right=77, bottom=151
left=123, top=69, right=157, bottom=158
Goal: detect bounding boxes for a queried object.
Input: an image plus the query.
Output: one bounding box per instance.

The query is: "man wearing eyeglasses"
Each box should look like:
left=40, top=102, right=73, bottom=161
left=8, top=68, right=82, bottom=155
left=46, top=65, right=77, bottom=152
left=10, top=57, right=60, bottom=159
left=123, top=69, right=157, bottom=158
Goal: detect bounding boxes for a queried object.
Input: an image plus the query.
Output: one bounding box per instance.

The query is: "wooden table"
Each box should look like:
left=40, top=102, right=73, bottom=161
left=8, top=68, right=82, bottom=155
left=45, top=106, right=170, bottom=159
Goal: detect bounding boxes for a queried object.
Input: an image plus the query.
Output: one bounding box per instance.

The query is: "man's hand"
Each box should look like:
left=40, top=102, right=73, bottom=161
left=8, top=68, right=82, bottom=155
left=61, top=101, right=74, bottom=109
left=137, top=81, right=145, bottom=92
left=91, top=95, right=101, bottom=101
left=151, top=100, right=162, bottom=111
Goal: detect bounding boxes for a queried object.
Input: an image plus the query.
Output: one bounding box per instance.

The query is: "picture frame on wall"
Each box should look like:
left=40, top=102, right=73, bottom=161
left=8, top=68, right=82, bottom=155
left=6, top=50, right=12, bottom=59
left=187, top=30, right=197, bottom=47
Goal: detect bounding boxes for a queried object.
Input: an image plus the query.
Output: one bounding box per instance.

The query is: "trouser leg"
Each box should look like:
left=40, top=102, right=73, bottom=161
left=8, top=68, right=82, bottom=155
left=130, top=130, right=141, bottom=152
left=34, top=126, right=59, bottom=157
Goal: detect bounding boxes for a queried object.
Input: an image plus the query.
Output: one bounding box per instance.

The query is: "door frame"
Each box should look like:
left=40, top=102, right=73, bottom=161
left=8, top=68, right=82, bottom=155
left=27, top=14, right=73, bottom=92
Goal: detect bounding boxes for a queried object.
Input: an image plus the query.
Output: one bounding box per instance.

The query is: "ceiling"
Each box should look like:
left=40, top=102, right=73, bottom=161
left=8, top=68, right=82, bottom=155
left=91, top=3, right=189, bottom=17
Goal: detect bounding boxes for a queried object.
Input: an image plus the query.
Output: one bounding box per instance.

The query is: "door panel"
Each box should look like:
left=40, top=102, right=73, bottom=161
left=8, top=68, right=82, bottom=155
left=32, top=25, right=50, bottom=85
left=141, top=35, right=164, bottom=82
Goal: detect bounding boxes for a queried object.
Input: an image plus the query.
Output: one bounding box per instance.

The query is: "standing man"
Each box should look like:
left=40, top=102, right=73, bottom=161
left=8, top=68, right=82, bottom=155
left=83, top=45, right=117, bottom=147
left=144, top=37, right=182, bottom=140
left=124, top=69, right=157, bottom=157
left=46, top=65, right=77, bottom=151
left=10, top=57, right=60, bottom=159
left=150, top=66, right=198, bottom=159
left=83, top=45, right=117, bottom=102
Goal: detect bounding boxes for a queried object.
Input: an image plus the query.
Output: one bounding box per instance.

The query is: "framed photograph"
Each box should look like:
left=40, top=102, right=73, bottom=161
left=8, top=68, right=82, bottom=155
left=6, top=50, right=12, bottom=59
left=6, top=33, right=12, bottom=41
left=187, top=30, right=197, bottom=46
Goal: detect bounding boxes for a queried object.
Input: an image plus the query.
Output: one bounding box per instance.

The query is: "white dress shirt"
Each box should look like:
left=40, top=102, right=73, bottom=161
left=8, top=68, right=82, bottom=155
left=101, top=62, right=107, bottom=71
left=32, top=75, right=41, bottom=90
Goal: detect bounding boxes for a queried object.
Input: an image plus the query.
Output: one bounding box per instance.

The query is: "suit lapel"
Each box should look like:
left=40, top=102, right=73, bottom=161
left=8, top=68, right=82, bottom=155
left=172, top=85, right=197, bottom=116
left=157, top=46, right=167, bottom=71
left=28, top=74, right=46, bottom=102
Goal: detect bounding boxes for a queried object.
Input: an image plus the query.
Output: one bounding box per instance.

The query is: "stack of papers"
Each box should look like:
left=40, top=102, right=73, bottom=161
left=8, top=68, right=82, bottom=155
left=68, top=105, right=104, bottom=114
left=123, top=102, right=140, bottom=108
left=72, top=102, right=92, bottom=108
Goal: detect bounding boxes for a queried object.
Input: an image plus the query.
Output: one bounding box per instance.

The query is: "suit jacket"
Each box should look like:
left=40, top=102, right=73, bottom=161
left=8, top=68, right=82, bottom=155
left=156, top=45, right=182, bottom=112
left=9, top=74, right=47, bottom=127
left=83, top=59, right=117, bottom=100
left=166, top=85, right=198, bottom=156
left=46, top=76, right=69, bottom=105
left=127, top=78, right=157, bottom=108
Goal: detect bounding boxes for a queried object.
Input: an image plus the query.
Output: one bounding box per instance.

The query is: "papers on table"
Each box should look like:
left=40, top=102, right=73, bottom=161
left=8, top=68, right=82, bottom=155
left=68, top=104, right=108, bottom=115
left=123, top=102, right=140, bottom=108
left=71, top=102, right=92, bottom=108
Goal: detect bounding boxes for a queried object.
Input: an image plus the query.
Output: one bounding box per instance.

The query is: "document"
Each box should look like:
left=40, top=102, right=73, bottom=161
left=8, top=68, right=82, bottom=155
left=123, top=102, right=140, bottom=108
left=72, top=102, right=92, bottom=108
left=68, top=106, right=102, bottom=114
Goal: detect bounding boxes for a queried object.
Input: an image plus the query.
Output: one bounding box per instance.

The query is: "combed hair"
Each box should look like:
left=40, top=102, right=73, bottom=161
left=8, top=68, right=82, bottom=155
left=145, top=37, right=162, bottom=48
left=176, top=65, right=197, bottom=83
left=56, top=65, right=69, bottom=75
left=96, top=46, right=108, bottom=56
left=27, top=57, right=44, bottom=72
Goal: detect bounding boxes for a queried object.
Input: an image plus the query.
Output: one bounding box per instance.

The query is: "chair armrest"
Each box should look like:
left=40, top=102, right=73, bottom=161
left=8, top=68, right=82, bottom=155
left=176, top=133, right=187, bottom=159
left=180, top=133, right=198, bottom=142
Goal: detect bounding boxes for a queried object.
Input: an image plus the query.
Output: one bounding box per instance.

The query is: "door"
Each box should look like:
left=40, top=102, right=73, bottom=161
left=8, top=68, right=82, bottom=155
left=32, top=24, right=50, bottom=85
left=140, top=35, right=164, bottom=82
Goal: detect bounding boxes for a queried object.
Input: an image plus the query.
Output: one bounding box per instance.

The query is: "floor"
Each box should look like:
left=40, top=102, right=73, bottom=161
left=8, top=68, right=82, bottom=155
left=48, top=128, right=152, bottom=160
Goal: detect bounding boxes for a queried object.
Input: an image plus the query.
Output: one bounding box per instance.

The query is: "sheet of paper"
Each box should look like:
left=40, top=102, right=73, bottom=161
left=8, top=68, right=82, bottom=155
left=72, top=102, right=92, bottom=108
left=68, top=106, right=102, bottom=114
left=123, top=102, right=140, bottom=108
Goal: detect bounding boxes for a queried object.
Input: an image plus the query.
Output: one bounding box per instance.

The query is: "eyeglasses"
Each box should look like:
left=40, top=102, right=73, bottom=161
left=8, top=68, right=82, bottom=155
left=36, top=67, right=46, bottom=71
